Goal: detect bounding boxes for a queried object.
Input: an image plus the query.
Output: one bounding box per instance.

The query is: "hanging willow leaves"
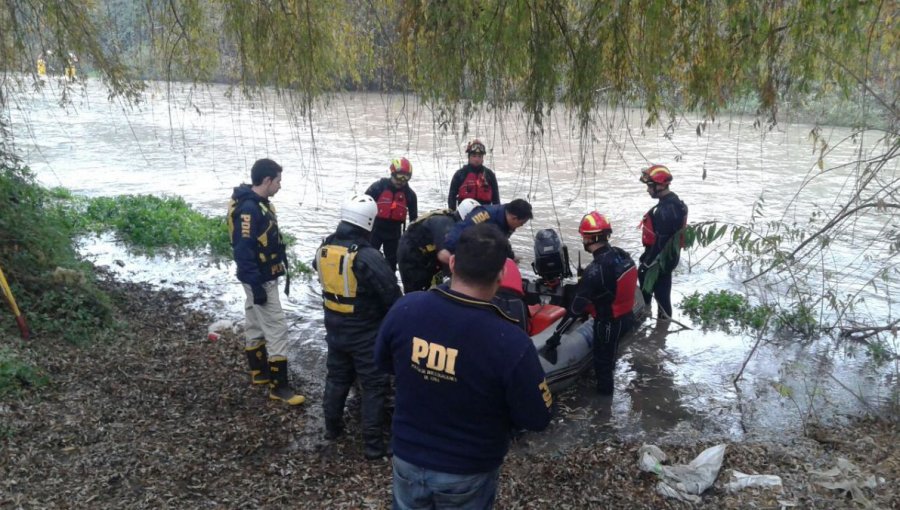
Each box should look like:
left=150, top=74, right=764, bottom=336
left=1, top=1, right=896, bottom=129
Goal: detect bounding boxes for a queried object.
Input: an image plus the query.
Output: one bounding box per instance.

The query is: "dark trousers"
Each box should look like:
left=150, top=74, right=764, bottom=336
left=397, top=244, right=436, bottom=293
left=593, top=313, right=634, bottom=394
left=323, top=328, right=388, bottom=448
left=399, top=264, right=433, bottom=294
left=640, top=270, right=673, bottom=318
left=371, top=233, right=399, bottom=273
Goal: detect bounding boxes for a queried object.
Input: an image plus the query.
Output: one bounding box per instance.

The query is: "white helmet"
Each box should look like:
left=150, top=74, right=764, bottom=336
left=341, top=195, right=377, bottom=231
left=457, top=198, right=480, bottom=220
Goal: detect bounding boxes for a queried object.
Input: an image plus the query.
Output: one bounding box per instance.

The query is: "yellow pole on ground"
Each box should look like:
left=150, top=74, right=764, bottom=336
left=0, top=265, right=30, bottom=339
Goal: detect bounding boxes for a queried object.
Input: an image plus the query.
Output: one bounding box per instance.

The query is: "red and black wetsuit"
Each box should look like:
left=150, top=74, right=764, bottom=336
left=447, top=164, right=500, bottom=209
left=364, top=177, right=418, bottom=272
left=565, top=245, right=637, bottom=394
left=639, top=192, right=688, bottom=318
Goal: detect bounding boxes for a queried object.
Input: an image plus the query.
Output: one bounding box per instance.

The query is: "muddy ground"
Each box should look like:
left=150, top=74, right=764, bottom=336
left=1, top=273, right=897, bottom=509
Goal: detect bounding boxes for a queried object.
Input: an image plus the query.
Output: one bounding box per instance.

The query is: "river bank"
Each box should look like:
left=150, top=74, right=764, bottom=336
left=0, top=269, right=897, bottom=509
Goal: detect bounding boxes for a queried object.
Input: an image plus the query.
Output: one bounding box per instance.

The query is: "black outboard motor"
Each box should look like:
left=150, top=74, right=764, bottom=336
left=532, top=229, right=573, bottom=281
left=525, top=229, right=575, bottom=307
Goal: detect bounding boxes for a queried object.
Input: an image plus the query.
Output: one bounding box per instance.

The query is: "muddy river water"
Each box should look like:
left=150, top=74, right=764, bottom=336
left=9, top=79, right=898, bottom=447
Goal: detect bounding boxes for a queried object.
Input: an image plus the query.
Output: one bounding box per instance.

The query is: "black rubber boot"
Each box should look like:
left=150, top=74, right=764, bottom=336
left=363, top=435, right=387, bottom=461
left=268, top=356, right=305, bottom=406
left=324, top=419, right=344, bottom=440
left=244, top=340, right=271, bottom=385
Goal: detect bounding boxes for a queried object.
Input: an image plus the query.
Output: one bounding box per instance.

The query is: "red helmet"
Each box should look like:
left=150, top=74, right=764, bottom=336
left=579, top=211, right=612, bottom=238
left=390, top=157, right=412, bottom=180
left=644, top=164, right=673, bottom=184
left=465, top=139, right=486, bottom=155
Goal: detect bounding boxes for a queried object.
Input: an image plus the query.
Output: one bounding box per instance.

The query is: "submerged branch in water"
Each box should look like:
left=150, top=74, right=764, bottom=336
left=840, top=319, right=900, bottom=343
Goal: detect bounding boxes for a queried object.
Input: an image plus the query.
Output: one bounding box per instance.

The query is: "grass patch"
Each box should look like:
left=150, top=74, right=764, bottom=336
left=0, top=346, right=48, bottom=398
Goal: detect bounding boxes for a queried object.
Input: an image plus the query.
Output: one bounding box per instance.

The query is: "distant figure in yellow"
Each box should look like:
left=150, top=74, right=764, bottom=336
left=36, top=57, right=46, bottom=77
left=65, top=52, right=78, bottom=80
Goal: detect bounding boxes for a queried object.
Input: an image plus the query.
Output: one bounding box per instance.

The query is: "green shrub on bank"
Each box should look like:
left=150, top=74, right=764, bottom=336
left=0, top=346, right=47, bottom=398
left=681, top=290, right=819, bottom=337
left=0, top=165, right=114, bottom=344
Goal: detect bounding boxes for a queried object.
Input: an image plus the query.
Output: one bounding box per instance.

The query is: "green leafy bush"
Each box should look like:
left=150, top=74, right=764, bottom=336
left=0, top=165, right=115, bottom=343
left=681, top=290, right=821, bottom=338
left=0, top=346, right=47, bottom=398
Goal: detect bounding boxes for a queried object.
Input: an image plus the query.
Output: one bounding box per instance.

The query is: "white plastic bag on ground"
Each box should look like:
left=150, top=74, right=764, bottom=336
left=638, top=444, right=727, bottom=503
left=809, top=457, right=877, bottom=505
left=207, top=319, right=235, bottom=341
left=724, top=470, right=783, bottom=492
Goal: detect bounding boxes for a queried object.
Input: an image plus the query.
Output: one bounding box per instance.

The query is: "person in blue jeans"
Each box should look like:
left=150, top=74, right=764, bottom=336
left=375, top=223, right=553, bottom=509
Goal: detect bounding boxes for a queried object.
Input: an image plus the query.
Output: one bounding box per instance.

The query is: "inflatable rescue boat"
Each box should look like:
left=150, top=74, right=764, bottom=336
left=497, top=229, right=646, bottom=392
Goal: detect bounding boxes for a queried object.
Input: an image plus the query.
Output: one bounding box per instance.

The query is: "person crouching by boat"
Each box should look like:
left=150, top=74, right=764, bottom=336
left=396, top=198, right=480, bottom=293
left=544, top=212, right=638, bottom=395
left=375, top=223, right=553, bottom=509
left=228, top=159, right=305, bottom=405
left=364, top=157, right=418, bottom=273
left=436, top=198, right=533, bottom=266
left=314, top=195, right=402, bottom=460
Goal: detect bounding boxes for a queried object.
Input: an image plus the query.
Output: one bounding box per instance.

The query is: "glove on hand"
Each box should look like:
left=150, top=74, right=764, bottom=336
left=252, top=285, right=268, bottom=306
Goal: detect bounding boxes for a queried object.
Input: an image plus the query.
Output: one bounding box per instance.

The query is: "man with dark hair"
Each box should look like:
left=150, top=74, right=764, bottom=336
left=364, top=157, right=418, bottom=272
left=437, top=198, right=533, bottom=265
left=315, top=195, right=402, bottom=460
left=228, top=158, right=304, bottom=405
left=376, top=223, right=553, bottom=509
left=447, top=139, right=500, bottom=209
left=638, top=164, right=688, bottom=319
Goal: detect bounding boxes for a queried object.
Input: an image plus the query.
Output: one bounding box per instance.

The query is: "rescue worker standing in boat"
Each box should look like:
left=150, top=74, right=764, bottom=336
left=447, top=139, right=500, bottom=210
left=396, top=198, right=480, bottom=294
left=228, top=158, right=305, bottom=405
left=315, top=195, right=402, bottom=460
left=638, top=165, right=688, bottom=319
left=544, top=212, right=637, bottom=395
left=437, top=198, right=533, bottom=265
left=375, top=223, right=553, bottom=509
left=364, top=158, right=418, bottom=273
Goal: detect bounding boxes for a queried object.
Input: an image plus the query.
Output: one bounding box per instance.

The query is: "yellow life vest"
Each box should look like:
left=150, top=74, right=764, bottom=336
left=316, top=244, right=359, bottom=314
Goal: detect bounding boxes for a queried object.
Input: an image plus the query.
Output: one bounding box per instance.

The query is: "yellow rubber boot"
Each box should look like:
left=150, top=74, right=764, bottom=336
left=244, top=341, right=271, bottom=385
left=268, top=356, right=306, bottom=406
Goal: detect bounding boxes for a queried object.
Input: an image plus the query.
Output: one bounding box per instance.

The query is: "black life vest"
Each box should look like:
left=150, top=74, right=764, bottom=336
left=227, top=199, right=286, bottom=279
left=405, top=209, right=455, bottom=256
